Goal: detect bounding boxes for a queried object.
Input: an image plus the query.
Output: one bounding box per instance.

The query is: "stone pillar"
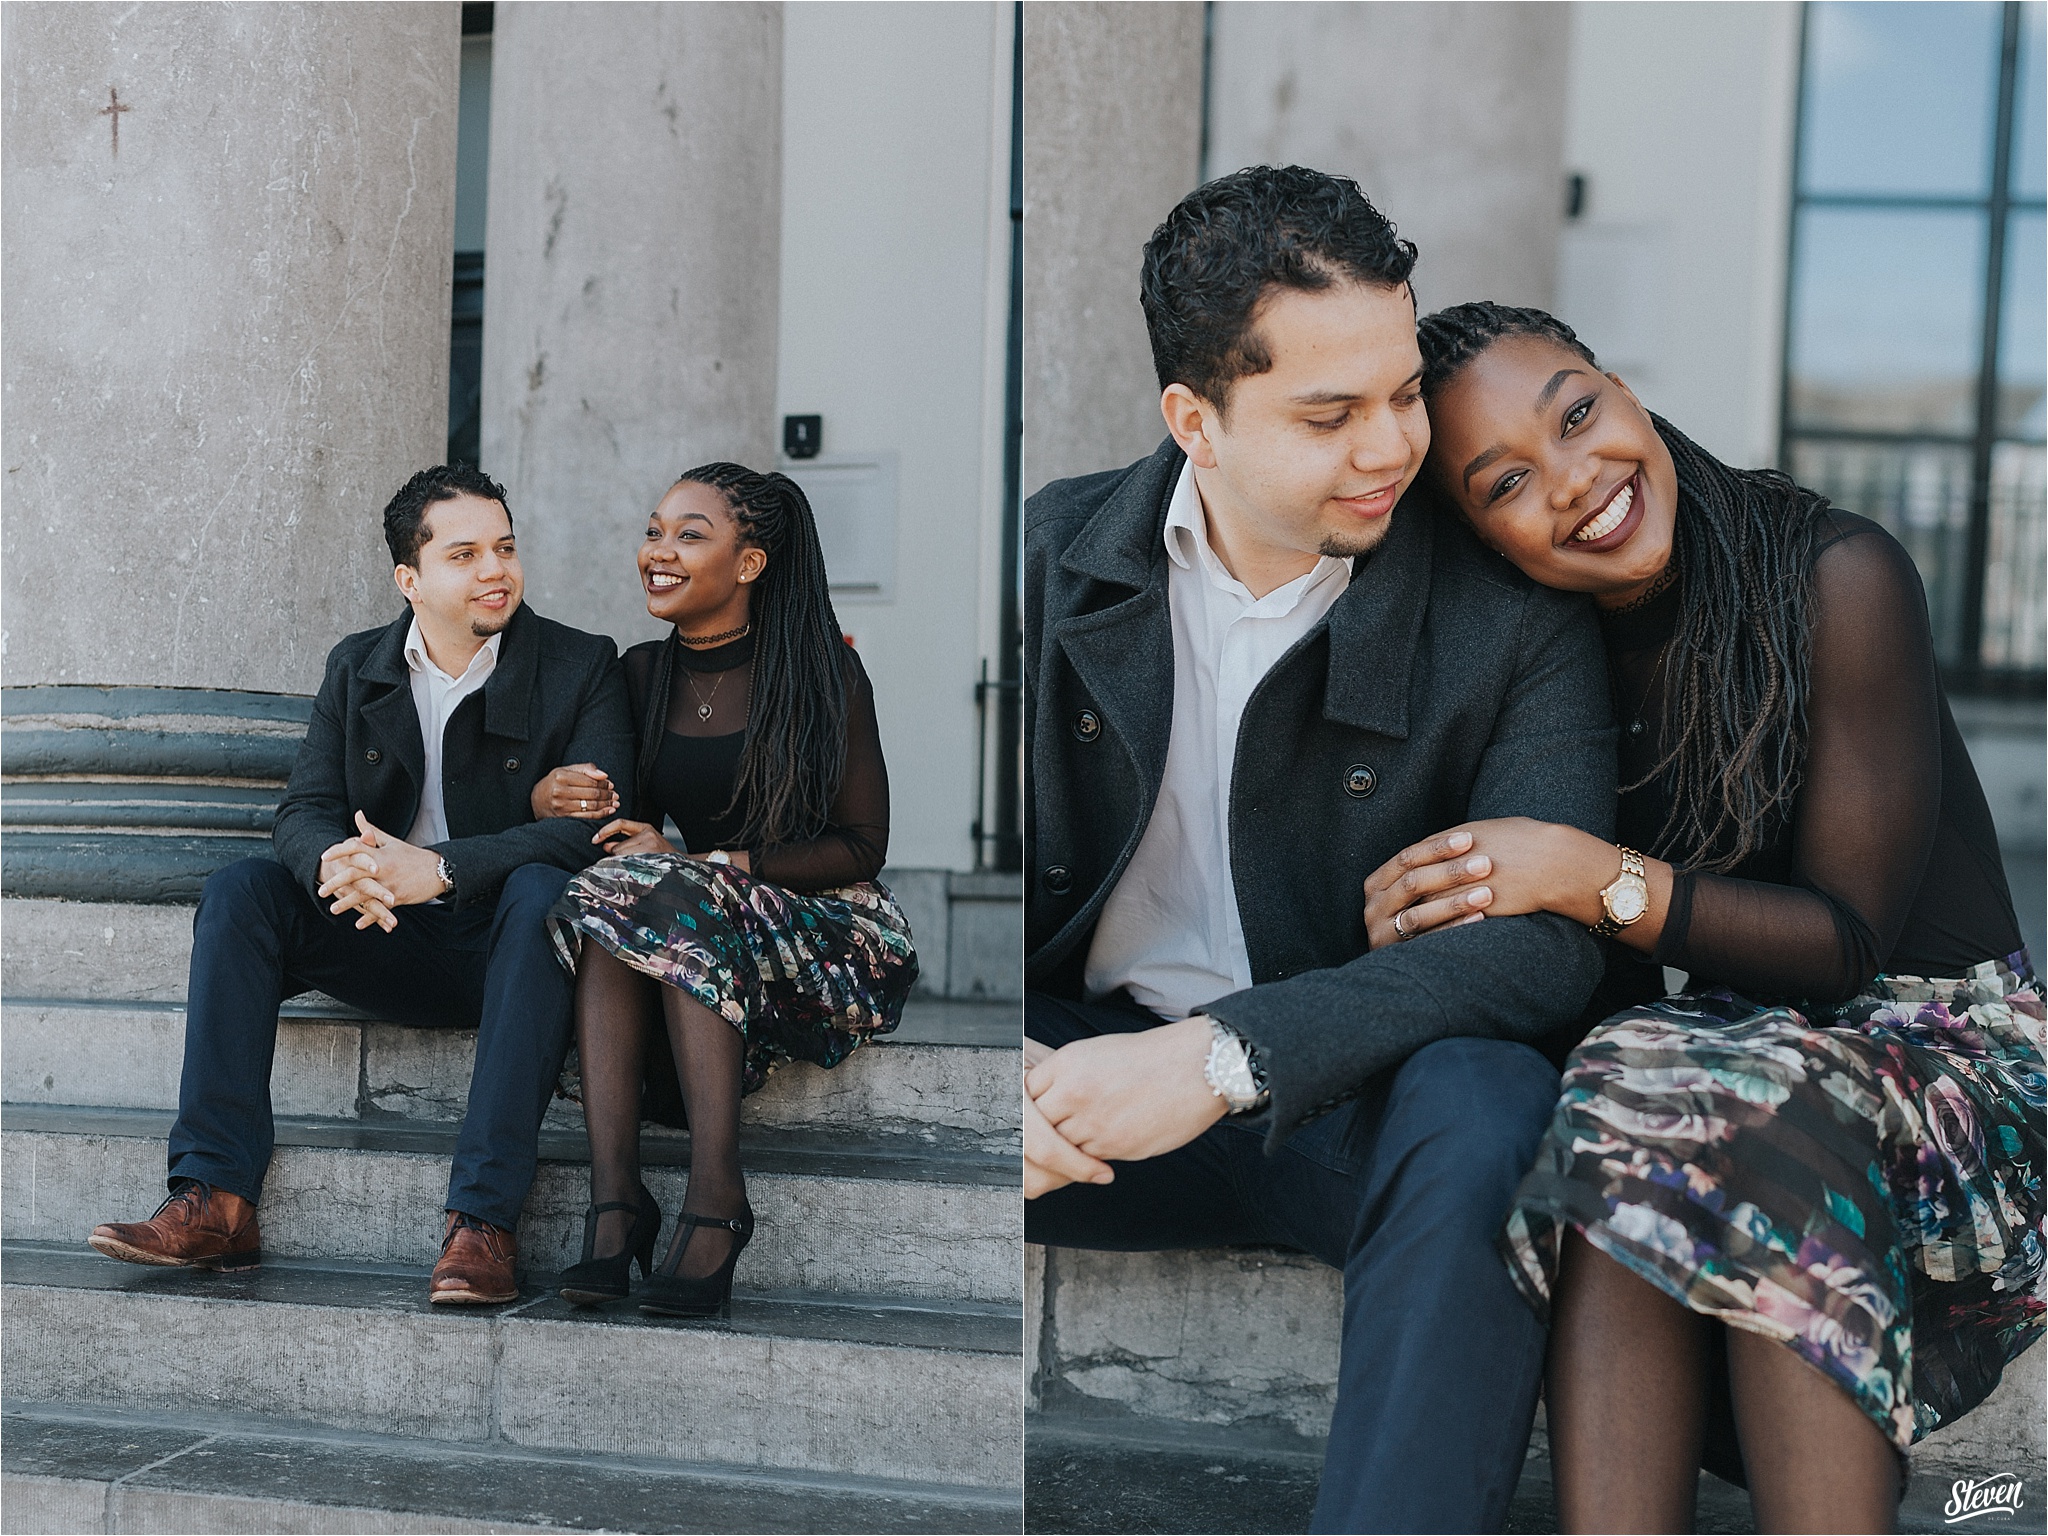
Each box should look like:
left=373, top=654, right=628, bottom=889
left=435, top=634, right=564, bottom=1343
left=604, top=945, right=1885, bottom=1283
left=2, top=3, right=462, bottom=695
left=1022, top=1, right=1205, bottom=494
left=479, top=2, right=782, bottom=649
left=1208, top=1, right=1569, bottom=314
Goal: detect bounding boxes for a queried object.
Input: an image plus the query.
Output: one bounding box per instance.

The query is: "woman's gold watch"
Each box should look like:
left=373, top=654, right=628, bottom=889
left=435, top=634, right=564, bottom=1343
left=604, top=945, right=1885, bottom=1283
left=1591, top=847, right=1649, bottom=936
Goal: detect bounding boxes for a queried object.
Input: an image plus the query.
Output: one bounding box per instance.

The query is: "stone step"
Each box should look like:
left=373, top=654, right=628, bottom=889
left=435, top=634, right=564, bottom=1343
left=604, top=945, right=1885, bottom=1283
left=1024, top=1409, right=2041, bottom=1536
left=1, top=1242, right=1023, bottom=1493
left=1029, top=1245, right=2048, bottom=1480
left=1, top=883, right=1024, bottom=1006
left=6, top=1108, right=1021, bottom=1303
left=2, top=1402, right=1021, bottom=1535
left=2, top=996, right=1019, bottom=1147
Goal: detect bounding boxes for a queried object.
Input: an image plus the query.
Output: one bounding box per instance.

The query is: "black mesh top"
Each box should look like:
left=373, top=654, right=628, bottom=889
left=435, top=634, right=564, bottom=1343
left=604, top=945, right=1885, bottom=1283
left=621, top=634, right=890, bottom=894
left=1597, top=508, right=2023, bottom=1013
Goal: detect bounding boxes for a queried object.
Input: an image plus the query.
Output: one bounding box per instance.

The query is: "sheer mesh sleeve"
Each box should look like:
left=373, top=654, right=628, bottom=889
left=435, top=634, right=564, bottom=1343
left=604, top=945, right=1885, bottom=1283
left=1655, top=521, right=1942, bottom=1002
left=750, top=650, right=891, bottom=893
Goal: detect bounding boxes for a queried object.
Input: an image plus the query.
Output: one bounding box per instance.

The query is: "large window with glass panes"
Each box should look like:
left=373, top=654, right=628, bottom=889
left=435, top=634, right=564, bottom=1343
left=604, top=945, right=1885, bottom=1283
left=1784, top=1, right=2045, bottom=694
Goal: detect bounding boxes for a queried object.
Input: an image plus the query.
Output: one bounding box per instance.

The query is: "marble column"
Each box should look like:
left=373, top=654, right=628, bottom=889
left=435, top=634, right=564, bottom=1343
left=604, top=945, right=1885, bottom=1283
left=1022, top=1, right=1205, bottom=493
left=2, top=2, right=462, bottom=695
left=1207, top=1, right=1570, bottom=314
left=479, top=2, right=783, bottom=649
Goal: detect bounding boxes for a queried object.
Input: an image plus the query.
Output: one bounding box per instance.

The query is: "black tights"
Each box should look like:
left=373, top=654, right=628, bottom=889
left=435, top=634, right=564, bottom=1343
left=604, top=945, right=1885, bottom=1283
left=1547, top=1229, right=1900, bottom=1533
left=575, top=945, right=747, bottom=1279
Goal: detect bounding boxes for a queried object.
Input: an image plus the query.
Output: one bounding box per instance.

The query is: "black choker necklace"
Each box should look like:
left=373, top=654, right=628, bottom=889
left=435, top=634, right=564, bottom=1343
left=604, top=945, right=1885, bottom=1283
left=678, top=622, right=751, bottom=647
left=1613, top=562, right=1678, bottom=613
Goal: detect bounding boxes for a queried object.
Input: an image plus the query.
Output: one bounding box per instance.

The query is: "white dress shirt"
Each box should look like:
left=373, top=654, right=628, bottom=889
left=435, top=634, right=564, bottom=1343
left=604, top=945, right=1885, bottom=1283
left=403, top=617, right=501, bottom=848
left=1084, top=460, right=1354, bottom=1020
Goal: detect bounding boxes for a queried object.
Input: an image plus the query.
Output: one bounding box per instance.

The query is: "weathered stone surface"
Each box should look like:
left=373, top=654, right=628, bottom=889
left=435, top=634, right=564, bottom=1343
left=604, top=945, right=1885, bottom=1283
left=2, top=3, right=460, bottom=694
left=947, top=876, right=1026, bottom=1002
left=1, top=900, right=194, bottom=1002
left=1039, top=1247, right=2048, bottom=1480
left=0, top=1475, right=106, bottom=1536
left=0, top=1399, right=1022, bottom=1533
left=1041, top=1248, right=1339, bottom=1441
left=1916, top=1347, right=2047, bottom=1475
left=497, top=1319, right=1019, bottom=1488
left=1, top=1123, right=1020, bottom=1302
left=3, top=1284, right=495, bottom=1442
left=1207, top=3, right=1570, bottom=314
left=479, top=1, right=782, bottom=651
left=1021, top=2, right=1204, bottom=493
left=0, top=996, right=1014, bottom=1143
left=3, top=1249, right=1021, bottom=1491
left=4, top=1003, right=357, bottom=1119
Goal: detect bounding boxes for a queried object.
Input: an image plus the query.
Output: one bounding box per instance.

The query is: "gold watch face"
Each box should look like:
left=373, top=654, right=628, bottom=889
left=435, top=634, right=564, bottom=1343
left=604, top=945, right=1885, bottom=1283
left=1606, top=875, right=1649, bottom=924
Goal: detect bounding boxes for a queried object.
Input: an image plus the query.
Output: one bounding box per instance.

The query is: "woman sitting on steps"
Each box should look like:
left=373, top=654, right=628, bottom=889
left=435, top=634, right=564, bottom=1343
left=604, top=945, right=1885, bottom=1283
left=530, top=461, right=918, bottom=1317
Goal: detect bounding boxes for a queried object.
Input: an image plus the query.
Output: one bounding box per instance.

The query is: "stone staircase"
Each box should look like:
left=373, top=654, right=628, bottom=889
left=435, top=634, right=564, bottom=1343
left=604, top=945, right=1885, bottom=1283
left=1027, top=1243, right=2046, bottom=1532
left=0, top=893, right=1023, bottom=1533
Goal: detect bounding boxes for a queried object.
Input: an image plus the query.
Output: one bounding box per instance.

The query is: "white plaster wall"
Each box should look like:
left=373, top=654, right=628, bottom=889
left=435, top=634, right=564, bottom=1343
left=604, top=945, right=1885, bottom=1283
left=776, top=1, right=1009, bottom=873
left=1557, top=2, right=1803, bottom=470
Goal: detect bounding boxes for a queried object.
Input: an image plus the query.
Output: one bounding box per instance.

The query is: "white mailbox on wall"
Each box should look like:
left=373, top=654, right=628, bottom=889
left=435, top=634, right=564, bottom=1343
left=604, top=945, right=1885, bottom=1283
left=779, top=452, right=899, bottom=601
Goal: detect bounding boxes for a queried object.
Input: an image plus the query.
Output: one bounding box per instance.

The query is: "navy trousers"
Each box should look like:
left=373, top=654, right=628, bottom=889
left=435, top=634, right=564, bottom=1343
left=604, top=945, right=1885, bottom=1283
left=1026, top=991, right=1559, bottom=1535
left=167, top=857, right=575, bottom=1230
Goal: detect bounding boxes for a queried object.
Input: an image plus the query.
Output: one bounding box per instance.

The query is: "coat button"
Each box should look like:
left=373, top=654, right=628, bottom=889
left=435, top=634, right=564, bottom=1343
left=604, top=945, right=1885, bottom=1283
left=1073, top=709, right=1101, bottom=743
left=1343, top=763, right=1377, bottom=799
left=504, top=757, right=520, bottom=772
left=1043, top=865, right=1073, bottom=895
left=364, top=748, right=381, bottom=765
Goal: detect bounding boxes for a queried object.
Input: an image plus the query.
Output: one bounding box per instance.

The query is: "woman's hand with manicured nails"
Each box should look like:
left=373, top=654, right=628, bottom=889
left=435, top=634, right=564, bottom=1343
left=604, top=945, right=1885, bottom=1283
left=532, top=763, right=619, bottom=821
left=1366, top=817, right=1673, bottom=951
left=591, top=818, right=676, bottom=857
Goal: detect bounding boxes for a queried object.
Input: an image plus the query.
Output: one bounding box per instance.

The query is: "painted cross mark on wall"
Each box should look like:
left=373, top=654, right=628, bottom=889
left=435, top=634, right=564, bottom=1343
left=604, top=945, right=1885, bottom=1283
left=98, top=86, right=130, bottom=156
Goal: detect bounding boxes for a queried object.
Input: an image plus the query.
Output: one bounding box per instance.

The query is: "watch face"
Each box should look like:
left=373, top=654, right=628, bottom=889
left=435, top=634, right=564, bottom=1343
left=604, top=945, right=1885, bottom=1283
left=1609, top=879, right=1649, bottom=923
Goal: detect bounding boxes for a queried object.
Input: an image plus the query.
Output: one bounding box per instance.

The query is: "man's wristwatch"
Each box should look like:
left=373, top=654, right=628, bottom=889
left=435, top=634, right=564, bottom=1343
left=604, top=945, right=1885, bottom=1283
left=1591, top=846, right=1648, bottom=936
left=1203, top=1018, right=1271, bottom=1115
left=433, top=855, right=456, bottom=897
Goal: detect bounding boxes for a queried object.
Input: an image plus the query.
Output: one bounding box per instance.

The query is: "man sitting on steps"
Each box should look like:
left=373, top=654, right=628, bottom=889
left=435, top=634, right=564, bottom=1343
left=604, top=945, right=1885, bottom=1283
left=90, top=464, right=635, bottom=1306
left=1023, top=167, right=1616, bottom=1533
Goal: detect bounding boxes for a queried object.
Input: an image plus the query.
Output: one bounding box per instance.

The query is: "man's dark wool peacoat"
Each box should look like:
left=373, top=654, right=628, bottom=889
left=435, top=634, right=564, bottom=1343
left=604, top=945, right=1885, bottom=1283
left=1026, top=438, right=1619, bottom=1145
left=271, top=602, right=636, bottom=910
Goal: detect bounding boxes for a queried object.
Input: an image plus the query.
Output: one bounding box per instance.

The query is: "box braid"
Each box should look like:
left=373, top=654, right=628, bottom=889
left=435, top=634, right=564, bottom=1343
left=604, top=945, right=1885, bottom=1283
left=637, top=463, right=849, bottom=850
left=1417, top=302, right=1826, bottom=872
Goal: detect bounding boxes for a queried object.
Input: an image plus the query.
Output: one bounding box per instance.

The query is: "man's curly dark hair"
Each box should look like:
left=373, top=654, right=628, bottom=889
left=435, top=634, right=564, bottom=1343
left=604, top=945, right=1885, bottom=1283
left=382, top=463, right=511, bottom=569
left=1140, top=165, right=1418, bottom=417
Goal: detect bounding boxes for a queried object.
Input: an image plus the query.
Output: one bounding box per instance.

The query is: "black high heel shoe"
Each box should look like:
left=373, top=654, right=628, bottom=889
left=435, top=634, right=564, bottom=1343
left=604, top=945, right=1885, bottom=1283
left=638, top=1205, right=754, bottom=1318
left=558, top=1184, right=661, bottom=1305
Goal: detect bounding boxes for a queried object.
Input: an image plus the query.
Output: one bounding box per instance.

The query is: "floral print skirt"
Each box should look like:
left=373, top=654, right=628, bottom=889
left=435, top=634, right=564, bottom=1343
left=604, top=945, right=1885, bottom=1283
left=547, top=853, right=918, bottom=1101
left=1501, top=952, right=2043, bottom=1452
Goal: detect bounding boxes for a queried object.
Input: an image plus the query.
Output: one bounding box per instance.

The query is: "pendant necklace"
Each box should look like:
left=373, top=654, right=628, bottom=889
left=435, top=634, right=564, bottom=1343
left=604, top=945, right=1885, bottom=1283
left=686, top=669, right=726, bottom=723
left=1624, top=642, right=1672, bottom=741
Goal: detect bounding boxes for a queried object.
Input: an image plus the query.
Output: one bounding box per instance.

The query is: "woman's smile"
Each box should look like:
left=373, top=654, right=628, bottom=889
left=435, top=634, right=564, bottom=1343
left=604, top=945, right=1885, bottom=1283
left=1566, top=472, right=1644, bottom=552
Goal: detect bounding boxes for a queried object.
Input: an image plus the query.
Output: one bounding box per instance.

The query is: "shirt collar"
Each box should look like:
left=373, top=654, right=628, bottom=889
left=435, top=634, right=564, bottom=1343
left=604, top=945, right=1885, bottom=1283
left=404, top=616, right=502, bottom=685
left=1162, top=459, right=1353, bottom=612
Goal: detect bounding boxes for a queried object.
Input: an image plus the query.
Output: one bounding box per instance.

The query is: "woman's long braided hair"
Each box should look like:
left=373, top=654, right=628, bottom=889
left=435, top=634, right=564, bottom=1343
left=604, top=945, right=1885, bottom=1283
left=635, top=462, right=849, bottom=849
left=1416, top=302, right=1828, bottom=872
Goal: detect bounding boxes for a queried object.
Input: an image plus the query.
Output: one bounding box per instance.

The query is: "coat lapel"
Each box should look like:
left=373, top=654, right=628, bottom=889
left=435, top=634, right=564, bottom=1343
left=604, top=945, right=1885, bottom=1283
left=481, top=604, right=536, bottom=742
left=1316, top=489, right=1436, bottom=740
left=1053, top=439, right=1182, bottom=791
left=359, top=612, right=426, bottom=795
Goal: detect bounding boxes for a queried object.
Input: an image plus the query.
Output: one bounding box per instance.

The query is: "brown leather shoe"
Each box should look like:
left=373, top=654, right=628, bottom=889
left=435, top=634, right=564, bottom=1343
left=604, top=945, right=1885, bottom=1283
left=430, top=1211, right=519, bottom=1305
left=89, top=1183, right=261, bottom=1270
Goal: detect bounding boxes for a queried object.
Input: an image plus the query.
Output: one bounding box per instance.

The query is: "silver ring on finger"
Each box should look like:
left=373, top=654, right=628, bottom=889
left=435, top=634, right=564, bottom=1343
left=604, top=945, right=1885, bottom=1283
left=1393, top=909, right=1410, bottom=940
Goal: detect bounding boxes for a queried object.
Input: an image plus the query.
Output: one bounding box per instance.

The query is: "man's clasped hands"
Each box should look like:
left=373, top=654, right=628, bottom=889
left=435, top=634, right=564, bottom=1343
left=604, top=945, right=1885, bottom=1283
left=316, top=811, right=450, bottom=931
left=1022, top=1015, right=1231, bottom=1199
